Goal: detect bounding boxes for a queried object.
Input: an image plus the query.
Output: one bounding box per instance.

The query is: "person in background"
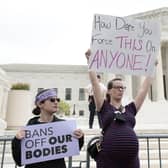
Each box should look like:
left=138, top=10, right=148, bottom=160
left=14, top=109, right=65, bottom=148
left=11, top=88, right=84, bottom=168
left=85, top=74, right=106, bottom=129
left=85, top=49, right=158, bottom=168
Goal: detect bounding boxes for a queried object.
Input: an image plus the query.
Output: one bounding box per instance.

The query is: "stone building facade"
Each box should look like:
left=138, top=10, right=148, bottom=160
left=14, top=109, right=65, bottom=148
left=0, top=64, right=91, bottom=118
left=1, top=7, right=168, bottom=130
left=0, top=68, right=10, bottom=132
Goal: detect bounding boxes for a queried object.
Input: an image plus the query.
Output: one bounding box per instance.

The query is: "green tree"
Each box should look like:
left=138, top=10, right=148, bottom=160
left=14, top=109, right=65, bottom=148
left=58, top=100, right=71, bottom=116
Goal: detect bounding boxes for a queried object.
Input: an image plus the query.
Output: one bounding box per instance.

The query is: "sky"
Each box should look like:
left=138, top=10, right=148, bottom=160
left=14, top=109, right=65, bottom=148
left=0, top=0, right=167, bottom=65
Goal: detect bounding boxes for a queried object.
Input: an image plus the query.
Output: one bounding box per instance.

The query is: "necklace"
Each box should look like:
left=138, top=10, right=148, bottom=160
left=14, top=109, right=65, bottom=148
left=113, top=105, right=126, bottom=123
left=118, top=105, right=125, bottom=113
left=113, top=105, right=125, bottom=113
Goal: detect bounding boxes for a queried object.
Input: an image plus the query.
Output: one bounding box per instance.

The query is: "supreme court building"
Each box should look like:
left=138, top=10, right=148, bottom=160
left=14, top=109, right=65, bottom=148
left=1, top=7, right=168, bottom=131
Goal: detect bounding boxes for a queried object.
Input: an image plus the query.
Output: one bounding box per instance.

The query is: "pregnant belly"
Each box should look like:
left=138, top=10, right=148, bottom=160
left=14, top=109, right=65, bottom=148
left=102, top=126, right=139, bottom=159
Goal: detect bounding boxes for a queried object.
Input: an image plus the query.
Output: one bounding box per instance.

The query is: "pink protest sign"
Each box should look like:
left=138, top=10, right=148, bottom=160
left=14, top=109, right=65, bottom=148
left=21, top=120, right=79, bottom=165
left=89, top=14, right=160, bottom=76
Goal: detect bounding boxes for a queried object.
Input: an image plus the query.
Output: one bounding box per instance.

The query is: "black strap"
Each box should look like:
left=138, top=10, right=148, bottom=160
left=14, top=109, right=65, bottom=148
left=101, top=119, right=112, bottom=135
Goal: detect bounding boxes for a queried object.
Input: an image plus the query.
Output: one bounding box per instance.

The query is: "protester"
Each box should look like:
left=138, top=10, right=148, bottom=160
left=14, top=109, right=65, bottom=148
left=85, top=49, right=157, bottom=168
left=85, top=75, right=106, bottom=128
left=11, top=88, right=84, bottom=168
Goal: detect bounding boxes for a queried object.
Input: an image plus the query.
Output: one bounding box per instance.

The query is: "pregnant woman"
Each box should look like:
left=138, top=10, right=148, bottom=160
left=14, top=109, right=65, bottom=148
left=85, top=49, right=157, bottom=168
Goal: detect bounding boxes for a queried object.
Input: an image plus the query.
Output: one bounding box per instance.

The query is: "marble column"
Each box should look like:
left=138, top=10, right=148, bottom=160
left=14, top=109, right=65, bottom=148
left=1, top=87, right=9, bottom=119
left=0, top=85, right=9, bottom=133
left=164, top=43, right=168, bottom=100
left=140, top=76, right=151, bottom=101
left=124, top=76, right=132, bottom=99
left=0, top=86, right=3, bottom=119
left=152, top=48, right=165, bottom=101
left=132, top=76, right=141, bottom=99
left=6, top=90, right=32, bottom=129
left=122, top=75, right=133, bottom=104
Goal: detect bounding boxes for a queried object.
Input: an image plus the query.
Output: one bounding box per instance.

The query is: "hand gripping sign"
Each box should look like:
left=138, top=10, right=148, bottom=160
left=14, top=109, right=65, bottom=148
left=21, top=120, right=79, bottom=165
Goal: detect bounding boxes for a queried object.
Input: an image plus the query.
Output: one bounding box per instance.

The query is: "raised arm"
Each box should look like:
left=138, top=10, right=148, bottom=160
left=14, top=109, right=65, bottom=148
left=134, top=76, right=153, bottom=112
left=85, top=49, right=105, bottom=111
left=134, top=61, right=158, bottom=112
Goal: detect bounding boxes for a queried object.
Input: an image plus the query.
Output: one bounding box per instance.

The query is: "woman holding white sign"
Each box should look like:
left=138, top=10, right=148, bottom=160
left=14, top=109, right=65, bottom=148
left=85, top=49, right=157, bottom=168
left=11, top=88, right=84, bottom=168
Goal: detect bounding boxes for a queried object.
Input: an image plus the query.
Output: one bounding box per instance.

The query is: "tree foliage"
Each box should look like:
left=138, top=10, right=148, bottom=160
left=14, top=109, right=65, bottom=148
left=58, top=100, right=71, bottom=116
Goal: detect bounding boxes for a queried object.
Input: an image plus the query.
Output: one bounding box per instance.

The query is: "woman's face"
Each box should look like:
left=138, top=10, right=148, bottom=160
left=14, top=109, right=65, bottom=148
left=109, top=80, right=126, bottom=101
left=39, top=97, right=59, bottom=114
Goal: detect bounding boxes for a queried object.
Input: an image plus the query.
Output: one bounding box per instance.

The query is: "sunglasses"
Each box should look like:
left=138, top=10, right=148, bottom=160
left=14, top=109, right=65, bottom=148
left=49, top=98, right=60, bottom=103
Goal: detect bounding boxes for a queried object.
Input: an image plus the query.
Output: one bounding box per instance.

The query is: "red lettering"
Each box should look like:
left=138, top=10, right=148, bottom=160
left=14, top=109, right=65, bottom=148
left=89, top=49, right=145, bottom=72
left=132, top=54, right=144, bottom=70
left=115, top=36, right=143, bottom=51
left=116, top=52, right=126, bottom=69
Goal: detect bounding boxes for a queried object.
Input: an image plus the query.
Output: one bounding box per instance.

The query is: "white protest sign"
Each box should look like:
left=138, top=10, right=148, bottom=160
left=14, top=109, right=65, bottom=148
left=21, top=120, right=79, bottom=165
left=89, top=14, right=160, bottom=76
